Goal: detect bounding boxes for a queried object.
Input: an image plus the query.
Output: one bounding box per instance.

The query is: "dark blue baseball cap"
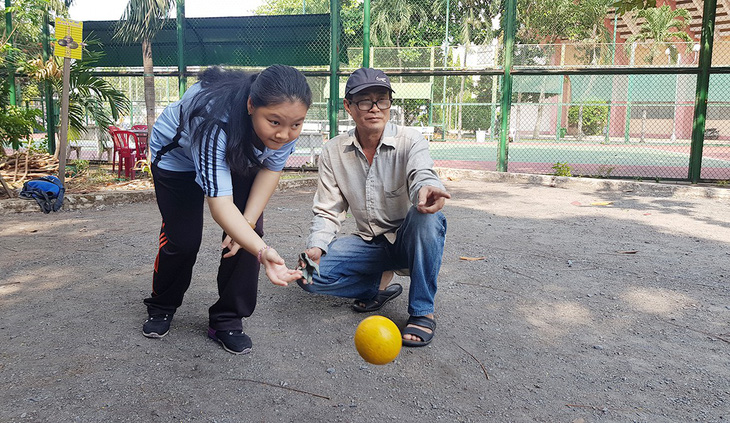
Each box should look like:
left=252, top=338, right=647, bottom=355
left=345, top=68, right=395, bottom=97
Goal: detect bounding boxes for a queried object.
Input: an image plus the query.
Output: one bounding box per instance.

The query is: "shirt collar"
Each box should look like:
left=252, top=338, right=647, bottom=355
left=344, top=122, right=397, bottom=149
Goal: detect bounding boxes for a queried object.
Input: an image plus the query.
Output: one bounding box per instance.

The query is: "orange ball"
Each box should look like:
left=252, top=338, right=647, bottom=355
left=353, top=315, right=402, bottom=365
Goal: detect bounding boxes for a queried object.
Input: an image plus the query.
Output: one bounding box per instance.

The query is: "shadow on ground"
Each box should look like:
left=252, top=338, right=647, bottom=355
left=1, top=178, right=728, bottom=422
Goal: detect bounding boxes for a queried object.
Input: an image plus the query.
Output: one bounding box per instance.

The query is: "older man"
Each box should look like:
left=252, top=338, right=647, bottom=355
left=298, top=68, right=450, bottom=347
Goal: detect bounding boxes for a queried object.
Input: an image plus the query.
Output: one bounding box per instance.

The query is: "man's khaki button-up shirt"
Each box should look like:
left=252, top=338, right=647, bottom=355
left=307, top=122, right=445, bottom=253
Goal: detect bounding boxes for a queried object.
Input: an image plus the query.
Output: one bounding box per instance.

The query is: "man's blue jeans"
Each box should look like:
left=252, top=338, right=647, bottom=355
left=299, top=207, right=447, bottom=316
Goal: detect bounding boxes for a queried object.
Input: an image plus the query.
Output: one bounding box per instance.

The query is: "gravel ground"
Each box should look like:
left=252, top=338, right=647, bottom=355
left=1, top=175, right=729, bottom=422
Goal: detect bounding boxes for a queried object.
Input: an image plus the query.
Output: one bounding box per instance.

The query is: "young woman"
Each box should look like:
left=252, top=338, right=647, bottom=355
left=142, top=65, right=311, bottom=355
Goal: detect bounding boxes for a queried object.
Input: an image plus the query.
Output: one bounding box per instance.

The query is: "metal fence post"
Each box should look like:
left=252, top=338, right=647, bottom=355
left=5, top=0, right=16, bottom=106
left=688, top=0, right=716, bottom=183
left=624, top=43, right=636, bottom=143
left=177, top=0, right=187, bottom=97
left=605, top=13, right=618, bottom=143
left=328, top=0, right=340, bottom=139
left=363, top=0, right=370, bottom=68
left=498, top=0, right=516, bottom=172
left=42, top=10, right=56, bottom=154
left=440, top=0, right=450, bottom=141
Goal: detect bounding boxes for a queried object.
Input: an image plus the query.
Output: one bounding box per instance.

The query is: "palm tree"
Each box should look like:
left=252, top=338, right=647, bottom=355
left=567, top=0, right=612, bottom=140
left=254, top=0, right=329, bottom=14
left=625, top=5, right=691, bottom=142
left=625, top=5, right=692, bottom=65
left=114, top=0, right=175, bottom=143
left=25, top=51, right=131, bottom=152
left=455, top=8, right=488, bottom=138
left=370, top=0, right=427, bottom=63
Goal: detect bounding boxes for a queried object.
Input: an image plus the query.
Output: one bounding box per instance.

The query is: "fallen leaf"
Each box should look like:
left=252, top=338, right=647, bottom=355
left=570, top=201, right=582, bottom=206
left=459, top=256, right=487, bottom=261
left=590, top=201, right=613, bottom=206
left=617, top=250, right=638, bottom=254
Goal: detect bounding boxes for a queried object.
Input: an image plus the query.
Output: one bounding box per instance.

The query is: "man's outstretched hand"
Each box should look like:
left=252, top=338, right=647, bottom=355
left=297, top=247, right=324, bottom=284
left=417, top=185, right=451, bottom=214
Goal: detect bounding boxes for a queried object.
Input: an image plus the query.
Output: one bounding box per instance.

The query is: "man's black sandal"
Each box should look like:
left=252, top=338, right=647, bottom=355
left=401, top=315, right=436, bottom=347
left=352, top=283, right=403, bottom=312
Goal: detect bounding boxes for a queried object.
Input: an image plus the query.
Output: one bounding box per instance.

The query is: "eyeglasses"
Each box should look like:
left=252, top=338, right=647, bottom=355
left=348, top=98, right=392, bottom=111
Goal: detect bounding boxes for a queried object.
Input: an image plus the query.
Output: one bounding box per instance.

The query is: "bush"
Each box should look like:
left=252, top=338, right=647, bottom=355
left=0, top=105, right=43, bottom=151
left=568, top=101, right=609, bottom=136
left=552, top=162, right=572, bottom=177
left=462, top=104, right=492, bottom=132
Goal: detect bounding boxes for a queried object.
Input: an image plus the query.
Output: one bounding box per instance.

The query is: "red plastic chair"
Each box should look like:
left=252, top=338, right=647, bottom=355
left=110, top=130, right=139, bottom=179
left=129, top=125, right=149, bottom=161
left=108, top=126, right=122, bottom=171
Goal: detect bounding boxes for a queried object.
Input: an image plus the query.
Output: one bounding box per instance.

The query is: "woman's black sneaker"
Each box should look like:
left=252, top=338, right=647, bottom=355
left=142, top=314, right=172, bottom=338
left=207, top=328, right=252, bottom=355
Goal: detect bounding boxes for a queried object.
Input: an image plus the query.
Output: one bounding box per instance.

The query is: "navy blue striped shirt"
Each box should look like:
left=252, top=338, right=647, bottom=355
left=149, top=82, right=296, bottom=197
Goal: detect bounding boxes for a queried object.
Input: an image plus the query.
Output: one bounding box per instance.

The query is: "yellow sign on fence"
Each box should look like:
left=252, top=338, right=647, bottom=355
left=54, top=17, right=83, bottom=60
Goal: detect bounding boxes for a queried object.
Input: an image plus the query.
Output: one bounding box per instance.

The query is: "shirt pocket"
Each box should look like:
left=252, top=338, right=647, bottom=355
left=381, top=183, right=410, bottom=223
left=385, top=183, right=407, bottom=198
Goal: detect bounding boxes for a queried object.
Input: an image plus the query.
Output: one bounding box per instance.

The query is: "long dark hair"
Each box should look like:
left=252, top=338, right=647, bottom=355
left=188, top=65, right=312, bottom=174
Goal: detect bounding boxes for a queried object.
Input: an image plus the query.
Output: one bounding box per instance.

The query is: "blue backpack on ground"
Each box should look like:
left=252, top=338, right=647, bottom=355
left=19, top=175, right=65, bottom=213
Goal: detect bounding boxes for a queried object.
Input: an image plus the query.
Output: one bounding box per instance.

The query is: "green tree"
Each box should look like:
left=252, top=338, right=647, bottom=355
left=625, top=5, right=692, bottom=65
left=254, top=0, right=328, bottom=14
left=561, top=0, right=613, bottom=139
left=371, top=0, right=427, bottom=50
left=0, top=80, right=42, bottom=153
left=114, top=0, right=175, bottom=143
left=517, top=0, right=573, bottom=44
left=454, top=6, right=489, bottom=136
left=568, top=101, right=608, bottom=136
left=516, top=0, right=576, bottom=139
left=429, top=0, right=495, bottom=138
left=611, top=0, right=656, bottom=14
left=1, top=0, right=70, bottom=66
left=23, top=49, right=131, bottom=147
left=625, top=5, right=691, bottom=142
left=1, top=1, right=128, bottom=155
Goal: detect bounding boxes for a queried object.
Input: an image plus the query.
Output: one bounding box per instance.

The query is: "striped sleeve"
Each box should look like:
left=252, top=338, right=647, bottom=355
left=191, top=123, right=233, bottom=197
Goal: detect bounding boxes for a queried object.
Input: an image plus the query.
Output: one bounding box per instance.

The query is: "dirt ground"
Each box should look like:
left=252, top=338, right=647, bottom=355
left=1, top=175, right=729, bottom=422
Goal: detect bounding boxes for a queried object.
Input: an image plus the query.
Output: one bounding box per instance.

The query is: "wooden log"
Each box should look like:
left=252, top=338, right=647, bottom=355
left=0, top=173, right=13, bottom=198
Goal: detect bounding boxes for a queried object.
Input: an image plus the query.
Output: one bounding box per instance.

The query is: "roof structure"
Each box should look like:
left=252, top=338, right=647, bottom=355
left=610, top=0, right=729, bottom=42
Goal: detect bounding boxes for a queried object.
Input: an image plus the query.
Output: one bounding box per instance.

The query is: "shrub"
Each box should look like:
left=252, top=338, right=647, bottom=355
left=0, top=105, right=43, bottom=151
left=552, top=162, right=572, bottom=177
left=568, top=101, right=609, bottom=136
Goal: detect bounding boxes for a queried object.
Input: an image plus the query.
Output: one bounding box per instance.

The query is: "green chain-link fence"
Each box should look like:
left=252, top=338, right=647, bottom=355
left=2, top=0, right=728, bottom=181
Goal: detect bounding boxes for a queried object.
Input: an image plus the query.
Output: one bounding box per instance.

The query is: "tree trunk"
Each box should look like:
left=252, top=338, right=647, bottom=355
left=0, top=173, right=13, bottom=197
left=142, top=39, right=156, bottom=158
left=396, top=38, right=405, bottom=125
left=577, top=25, right=600, bottom=142
left=446, top=97, right=452, bottom=138
left=457, top=46, right=468, bottom=139
left=533, top=76, right=546, bottom=139
left=515, top=92, right=523, bottom=142
left=577, top=105, right=584, bottom=140
left=458, top=76, right=464, bottom=139
left=640, top=108, right=647, bottom=143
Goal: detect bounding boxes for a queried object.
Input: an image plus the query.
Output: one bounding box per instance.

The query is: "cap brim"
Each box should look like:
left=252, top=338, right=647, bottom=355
left=347, top=82, right=395, bottom=96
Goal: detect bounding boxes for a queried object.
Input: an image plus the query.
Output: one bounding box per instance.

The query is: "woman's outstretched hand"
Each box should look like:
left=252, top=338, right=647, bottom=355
left=260, top=247, right=303, bottom=286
